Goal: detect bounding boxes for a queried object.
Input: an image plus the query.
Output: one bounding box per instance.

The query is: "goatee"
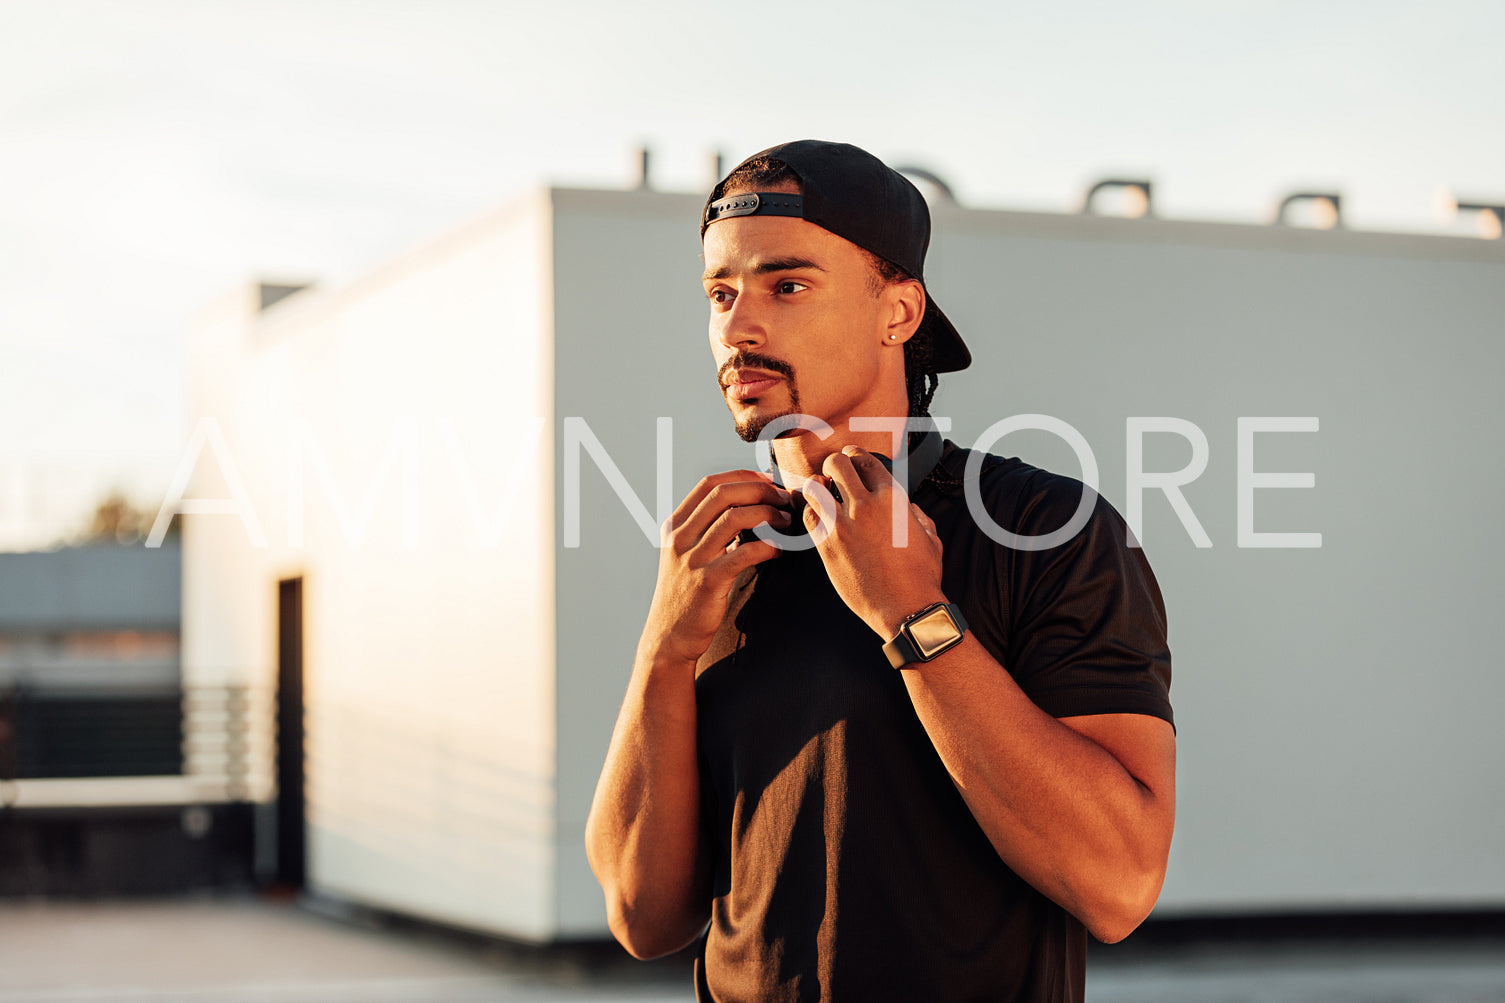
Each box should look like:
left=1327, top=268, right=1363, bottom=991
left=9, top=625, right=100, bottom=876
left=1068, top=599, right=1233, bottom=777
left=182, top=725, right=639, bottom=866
left=717, top=351, right=800, bottom=443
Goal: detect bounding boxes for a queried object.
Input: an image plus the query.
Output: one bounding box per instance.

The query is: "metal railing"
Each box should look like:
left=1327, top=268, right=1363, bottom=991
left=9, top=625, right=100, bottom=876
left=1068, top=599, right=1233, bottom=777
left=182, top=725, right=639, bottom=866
left=0, top=683, right=264, bottom=806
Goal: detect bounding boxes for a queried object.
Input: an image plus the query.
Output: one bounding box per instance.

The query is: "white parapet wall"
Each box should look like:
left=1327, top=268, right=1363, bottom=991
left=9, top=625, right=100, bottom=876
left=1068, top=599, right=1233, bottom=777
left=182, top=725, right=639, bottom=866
left=549, top=189, right=1505, bottom=927
left=920, top=207, right=1505, bottom=916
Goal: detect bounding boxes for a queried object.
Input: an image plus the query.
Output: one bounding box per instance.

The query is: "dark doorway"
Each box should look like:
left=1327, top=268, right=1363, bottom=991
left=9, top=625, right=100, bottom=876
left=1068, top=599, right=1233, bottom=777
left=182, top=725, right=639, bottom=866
left=275, top=576, right=306, bottom=888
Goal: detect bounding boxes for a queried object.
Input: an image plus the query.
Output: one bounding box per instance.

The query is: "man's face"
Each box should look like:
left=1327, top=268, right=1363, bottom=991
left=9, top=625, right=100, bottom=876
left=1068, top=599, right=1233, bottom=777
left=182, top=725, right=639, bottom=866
left=702, top=192, right=894, bottom=443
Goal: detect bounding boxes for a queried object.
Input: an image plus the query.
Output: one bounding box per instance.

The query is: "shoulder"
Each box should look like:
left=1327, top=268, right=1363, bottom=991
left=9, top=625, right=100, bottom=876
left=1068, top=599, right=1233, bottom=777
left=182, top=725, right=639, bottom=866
left=929, top=444, right=1174, bottom=727
left=926, top=441, right=1126, bottom=552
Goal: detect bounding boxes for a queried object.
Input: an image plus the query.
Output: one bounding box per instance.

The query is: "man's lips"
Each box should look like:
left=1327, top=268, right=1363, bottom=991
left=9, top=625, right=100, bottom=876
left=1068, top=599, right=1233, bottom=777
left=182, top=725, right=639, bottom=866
left=723, top=370, right=784, bottom=401
left=727, top=377, right=781, bottom=400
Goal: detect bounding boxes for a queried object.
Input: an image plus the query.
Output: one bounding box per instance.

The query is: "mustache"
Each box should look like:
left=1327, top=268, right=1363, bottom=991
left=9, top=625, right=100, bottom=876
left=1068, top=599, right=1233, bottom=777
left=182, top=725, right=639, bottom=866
left=717, top=351, right=796, bottom=387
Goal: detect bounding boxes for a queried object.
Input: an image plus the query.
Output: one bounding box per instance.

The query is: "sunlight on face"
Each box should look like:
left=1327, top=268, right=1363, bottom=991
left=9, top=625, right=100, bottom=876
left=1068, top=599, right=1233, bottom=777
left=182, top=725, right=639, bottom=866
left=702, top=202, right=897, bottom=445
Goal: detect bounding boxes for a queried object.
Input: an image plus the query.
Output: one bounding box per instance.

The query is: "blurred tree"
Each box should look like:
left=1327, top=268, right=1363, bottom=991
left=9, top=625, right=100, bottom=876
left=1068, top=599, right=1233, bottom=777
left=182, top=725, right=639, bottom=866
left=75, top=488, right=179, bottom=545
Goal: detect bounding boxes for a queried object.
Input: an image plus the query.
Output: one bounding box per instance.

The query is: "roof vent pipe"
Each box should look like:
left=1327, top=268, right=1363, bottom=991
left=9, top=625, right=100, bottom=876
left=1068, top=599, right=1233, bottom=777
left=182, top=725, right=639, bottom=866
left=1274, top=192, right=1343, bottom=229
left=895, top=165, right=958, bottom=204
left=1447, top=195, right=1504, bottom=239
left=636, top=146, right=652, bottom=190
left=1081, top=179, right=1154, bottom=218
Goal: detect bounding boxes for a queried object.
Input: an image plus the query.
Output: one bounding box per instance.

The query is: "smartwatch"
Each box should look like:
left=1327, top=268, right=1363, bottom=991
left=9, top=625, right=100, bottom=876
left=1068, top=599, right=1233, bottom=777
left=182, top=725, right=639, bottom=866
left=882, top=602, right=968, bottom=669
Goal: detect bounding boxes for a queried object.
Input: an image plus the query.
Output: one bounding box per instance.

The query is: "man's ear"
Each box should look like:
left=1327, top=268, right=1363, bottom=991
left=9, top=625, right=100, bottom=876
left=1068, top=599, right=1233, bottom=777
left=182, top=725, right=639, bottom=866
left=883, top=279, right=927, bottom=344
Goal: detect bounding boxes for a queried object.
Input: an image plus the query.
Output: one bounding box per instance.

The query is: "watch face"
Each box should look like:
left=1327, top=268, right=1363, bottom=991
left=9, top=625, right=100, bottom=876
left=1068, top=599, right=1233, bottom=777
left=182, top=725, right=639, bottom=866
left=909, top=607, right=962, bottom=659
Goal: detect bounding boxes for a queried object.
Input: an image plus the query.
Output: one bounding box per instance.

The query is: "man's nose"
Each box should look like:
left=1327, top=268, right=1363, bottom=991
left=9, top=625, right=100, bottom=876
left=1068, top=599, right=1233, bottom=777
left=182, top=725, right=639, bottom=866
left=715, top=295, right=768, bottom=352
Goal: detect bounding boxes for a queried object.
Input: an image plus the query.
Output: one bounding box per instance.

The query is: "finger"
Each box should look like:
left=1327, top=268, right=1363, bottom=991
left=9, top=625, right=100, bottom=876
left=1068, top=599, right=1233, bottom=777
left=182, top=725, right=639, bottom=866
left=679, top=481, right=793, bottom=548
left=821, top=451, right=868, bottom=509
left=709, top=533, right=781, bottom=576
left=798, top=476, right=838, bottom=543
left=911, top=503, right=943, bottom=558
left=690, top=503, right=793, bottom=561
left=668, top=470, right=777, bottom=532
left=840, top=445, right=897, bottom=493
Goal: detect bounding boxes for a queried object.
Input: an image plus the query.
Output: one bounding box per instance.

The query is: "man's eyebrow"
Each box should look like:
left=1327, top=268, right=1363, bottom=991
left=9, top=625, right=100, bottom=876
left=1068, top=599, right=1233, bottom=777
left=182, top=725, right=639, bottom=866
left=702, top=257, right=827, bottom=282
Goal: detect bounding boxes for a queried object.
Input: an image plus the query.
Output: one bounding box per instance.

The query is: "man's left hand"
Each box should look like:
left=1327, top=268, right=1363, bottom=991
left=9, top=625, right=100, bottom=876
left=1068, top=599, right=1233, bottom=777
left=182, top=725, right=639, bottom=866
left=800, top=446, right=947, bottom=639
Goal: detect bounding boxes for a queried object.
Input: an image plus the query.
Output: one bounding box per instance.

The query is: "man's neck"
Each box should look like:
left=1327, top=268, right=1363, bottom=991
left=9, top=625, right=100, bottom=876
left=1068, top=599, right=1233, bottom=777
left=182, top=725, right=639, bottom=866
left=770, top=415, right=914, bottom=482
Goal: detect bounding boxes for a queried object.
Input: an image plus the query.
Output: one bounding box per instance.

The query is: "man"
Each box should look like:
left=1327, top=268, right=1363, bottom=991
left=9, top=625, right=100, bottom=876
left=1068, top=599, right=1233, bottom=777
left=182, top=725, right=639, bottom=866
left=585, top=140, right=1176, bottom=1002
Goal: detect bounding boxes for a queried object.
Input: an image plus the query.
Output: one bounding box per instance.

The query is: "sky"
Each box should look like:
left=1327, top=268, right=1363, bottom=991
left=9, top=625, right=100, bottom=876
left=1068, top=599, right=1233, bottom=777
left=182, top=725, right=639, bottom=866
left=1, top=0, right=1501, bottom=549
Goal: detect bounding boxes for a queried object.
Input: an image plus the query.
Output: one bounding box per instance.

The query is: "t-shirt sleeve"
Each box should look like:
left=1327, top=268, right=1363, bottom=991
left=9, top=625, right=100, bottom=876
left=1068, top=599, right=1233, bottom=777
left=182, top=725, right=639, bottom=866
left=990, top=470, right=1175, bottom=731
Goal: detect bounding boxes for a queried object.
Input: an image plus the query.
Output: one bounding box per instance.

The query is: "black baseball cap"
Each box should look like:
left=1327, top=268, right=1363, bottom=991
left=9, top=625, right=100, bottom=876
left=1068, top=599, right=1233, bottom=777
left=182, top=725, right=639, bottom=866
left=701, top=139, right=971, bottom=373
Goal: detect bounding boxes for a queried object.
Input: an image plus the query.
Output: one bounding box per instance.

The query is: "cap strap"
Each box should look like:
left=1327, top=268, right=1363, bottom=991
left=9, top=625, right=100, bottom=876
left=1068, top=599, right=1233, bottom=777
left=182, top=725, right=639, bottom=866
left=703, top=192, right=805, bottom=227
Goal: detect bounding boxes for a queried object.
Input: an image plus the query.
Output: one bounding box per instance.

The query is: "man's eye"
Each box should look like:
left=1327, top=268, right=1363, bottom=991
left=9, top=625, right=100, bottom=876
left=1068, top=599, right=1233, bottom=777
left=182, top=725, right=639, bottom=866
left=777, top=281, right=807, bottom=295
left=708, top=288, right=733, bottom=304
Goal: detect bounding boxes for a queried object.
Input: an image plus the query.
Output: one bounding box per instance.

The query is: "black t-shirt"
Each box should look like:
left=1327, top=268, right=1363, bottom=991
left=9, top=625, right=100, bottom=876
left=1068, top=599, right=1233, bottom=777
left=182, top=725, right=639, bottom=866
left=692, top=441, right=1174, bottom=1002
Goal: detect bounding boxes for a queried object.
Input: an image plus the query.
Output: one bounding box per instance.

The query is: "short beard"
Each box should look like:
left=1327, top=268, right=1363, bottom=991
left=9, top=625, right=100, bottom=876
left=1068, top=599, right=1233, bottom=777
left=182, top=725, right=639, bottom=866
left=734, top=385, right=803, bottom=442
left=718, top=351, right=800, bottom=443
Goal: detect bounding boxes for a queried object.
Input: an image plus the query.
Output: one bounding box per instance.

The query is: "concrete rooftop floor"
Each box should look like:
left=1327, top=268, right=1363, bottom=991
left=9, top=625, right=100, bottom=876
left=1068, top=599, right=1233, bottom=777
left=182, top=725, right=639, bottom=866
left=1, top=896, right=1503, bottom=1002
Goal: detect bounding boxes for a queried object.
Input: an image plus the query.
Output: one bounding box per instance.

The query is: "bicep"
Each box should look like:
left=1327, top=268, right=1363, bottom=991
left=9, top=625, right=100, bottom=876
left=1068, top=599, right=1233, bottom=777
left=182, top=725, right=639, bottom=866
left=1058, top=712, right=1176, bottom=806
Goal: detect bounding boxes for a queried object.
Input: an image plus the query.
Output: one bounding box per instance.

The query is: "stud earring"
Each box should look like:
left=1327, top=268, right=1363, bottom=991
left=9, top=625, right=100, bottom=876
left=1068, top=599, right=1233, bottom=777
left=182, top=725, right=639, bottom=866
left=888, top=334, right=897, bottom=340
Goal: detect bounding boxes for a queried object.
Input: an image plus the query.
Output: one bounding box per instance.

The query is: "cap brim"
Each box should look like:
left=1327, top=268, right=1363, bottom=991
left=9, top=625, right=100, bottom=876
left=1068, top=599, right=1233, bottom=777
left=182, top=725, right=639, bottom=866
left=924, top=297, right=971, bottom=373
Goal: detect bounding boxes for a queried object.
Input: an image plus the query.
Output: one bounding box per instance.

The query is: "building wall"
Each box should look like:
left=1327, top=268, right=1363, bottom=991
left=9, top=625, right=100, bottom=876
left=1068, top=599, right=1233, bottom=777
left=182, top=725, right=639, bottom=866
left=552, top=191, right=1505, bottom=928
left=0, top=543, right=181, bottom=633
left=184, top=192, right=559, bottom=939
left=0, top=542, right=181, bottom=698
left=921, top=207, right=1505, bottom=914
left=549, top=188, right=746, bottom=935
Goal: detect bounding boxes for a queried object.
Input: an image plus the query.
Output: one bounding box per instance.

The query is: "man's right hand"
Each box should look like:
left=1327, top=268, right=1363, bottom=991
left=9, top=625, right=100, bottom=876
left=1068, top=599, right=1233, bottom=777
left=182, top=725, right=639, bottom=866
left=640, top=470, right=792, bottom=667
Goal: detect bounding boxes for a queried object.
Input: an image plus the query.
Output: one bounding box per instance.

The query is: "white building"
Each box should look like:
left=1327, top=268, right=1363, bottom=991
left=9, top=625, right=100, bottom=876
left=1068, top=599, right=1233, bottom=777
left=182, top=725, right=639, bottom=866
left=0, top=542, right=183, bottom=786
left=179, top=183, right=1505, bottom=941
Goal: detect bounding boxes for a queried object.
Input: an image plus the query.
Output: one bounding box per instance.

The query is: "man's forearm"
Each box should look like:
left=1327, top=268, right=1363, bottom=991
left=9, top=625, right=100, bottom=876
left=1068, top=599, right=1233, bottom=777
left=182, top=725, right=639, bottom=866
left=585, top=470, right=787, bottom=958
left=584, top=641, right=709, bottom=959
left=896, top=633, right=1177, bottom=944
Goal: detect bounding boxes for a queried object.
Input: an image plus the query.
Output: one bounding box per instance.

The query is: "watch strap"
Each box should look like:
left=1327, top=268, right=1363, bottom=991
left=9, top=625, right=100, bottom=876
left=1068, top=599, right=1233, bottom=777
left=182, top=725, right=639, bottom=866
left=883, top=629, right=923, bottom=670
